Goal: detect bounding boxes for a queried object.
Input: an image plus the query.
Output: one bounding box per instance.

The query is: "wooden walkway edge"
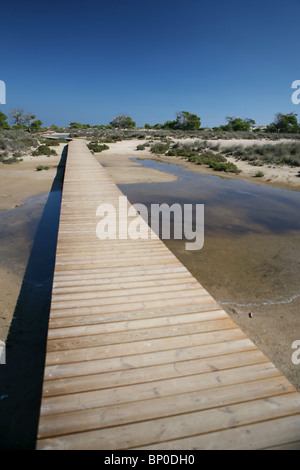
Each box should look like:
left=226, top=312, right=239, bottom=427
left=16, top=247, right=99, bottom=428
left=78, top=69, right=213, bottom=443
left=36, top=139, right=300, bottom=450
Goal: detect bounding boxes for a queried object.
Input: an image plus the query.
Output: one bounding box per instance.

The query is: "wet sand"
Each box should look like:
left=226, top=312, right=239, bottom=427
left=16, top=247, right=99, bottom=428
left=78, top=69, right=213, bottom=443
left=164, top=234, right=300, bottom=388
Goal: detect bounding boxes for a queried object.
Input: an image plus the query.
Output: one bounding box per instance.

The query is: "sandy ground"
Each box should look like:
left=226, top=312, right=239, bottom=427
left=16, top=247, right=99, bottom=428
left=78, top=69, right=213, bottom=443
left=92, top=139, right=178, bottom=184
left=0, top=266, right=21, bottom=340
left=0, top=143, right=67, bottom=211
left=92, top=137, right=300, bottom=191
left=0, top=137, right=299, bottom=388
left=163, top=138, right=300, bottom=191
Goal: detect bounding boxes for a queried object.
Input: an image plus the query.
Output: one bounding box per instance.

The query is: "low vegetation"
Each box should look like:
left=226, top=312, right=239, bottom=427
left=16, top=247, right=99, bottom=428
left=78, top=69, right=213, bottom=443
left=32, top=145, right=57, bottom=156
left=87, top=141, right=110, bottom=153
left=149, top=141, right=241, bottom=174
left=36, top=165, right=50, bottom=171
left=0, top=130, right=68, bottom=163
left=221, top=142, right=300, bottom=167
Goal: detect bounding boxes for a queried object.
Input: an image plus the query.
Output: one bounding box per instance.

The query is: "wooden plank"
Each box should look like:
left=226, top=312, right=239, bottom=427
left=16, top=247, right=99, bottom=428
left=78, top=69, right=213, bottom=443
left=43, top=349, right=269, bottom=397
left=48, top=294, right=217, bottom=318
left=47, top=310, right=229, bottom=339
left=37, top=377, right=295, bottom=439
left=40, top=362, right=281, bottom=416
left=46, top=318, right=236, bottom=352
left=36, top=397, right=300, bottom=450
left=137, top=414, right=300, bottom=450
left=52, top=275, right=201, bottom=294
left=44, top=328, right=246, bottom=366
left=43, top=338, right=257, bottom=381
left=264, top=441, right=300, bottom=450
left=47, top=304, right=223, bottom=329
left=51, top=282, right=202, bottom=304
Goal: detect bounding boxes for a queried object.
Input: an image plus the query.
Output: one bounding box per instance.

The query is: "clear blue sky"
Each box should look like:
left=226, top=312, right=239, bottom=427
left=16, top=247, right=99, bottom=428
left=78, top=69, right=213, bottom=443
left=1, top=0, right=300, bottom=127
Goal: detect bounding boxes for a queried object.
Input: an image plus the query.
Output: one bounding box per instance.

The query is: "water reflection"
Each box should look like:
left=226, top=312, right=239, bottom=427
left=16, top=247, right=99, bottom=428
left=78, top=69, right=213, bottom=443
left=120, top=158, right=300, bottom=236
left=118, top=158, right=300, bottom=307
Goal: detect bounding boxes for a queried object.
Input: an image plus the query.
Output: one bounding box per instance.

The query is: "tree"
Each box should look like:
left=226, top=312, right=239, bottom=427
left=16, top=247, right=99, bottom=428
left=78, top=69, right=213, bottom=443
left=220, top=116, right=255, bottom=132
left=175, top=111, right=201, bottom=130
left=110, top=114, right=136, bottom=129
left=0, top=111, right=10, bottom=129
left=163, top=120, right=177, bottom=130
left=244, top=118, right=256, bottom=127
left=30, top=119, right=43, bottom=130
left=162, top=111, right=201, bottom=130
left=9, top=109, right=35, bottom=127
left=69, top=122, right=83, bottom=128
left=266, top=113, right=300, bottom=133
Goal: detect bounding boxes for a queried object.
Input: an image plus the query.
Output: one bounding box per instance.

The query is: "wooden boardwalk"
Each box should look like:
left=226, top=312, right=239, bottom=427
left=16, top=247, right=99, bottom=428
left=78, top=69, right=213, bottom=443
left=36, top=139, right=300, bottom=450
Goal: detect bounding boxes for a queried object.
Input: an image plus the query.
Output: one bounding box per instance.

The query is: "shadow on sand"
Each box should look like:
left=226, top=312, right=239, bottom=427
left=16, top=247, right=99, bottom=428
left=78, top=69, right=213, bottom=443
left=0, top=145, right=67, bottom=449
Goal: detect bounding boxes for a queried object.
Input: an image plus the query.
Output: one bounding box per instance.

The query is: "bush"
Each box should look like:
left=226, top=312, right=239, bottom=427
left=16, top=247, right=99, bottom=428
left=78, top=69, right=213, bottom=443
left=221, top=142, right=300, bottom=167
left=0, top=130, right=39, bottom=153
left=255, top=171, right=265, bottom=177
left=12, top=151, right=22, bottom=158
left=195, top=151, right=227, bottom=165
left=36, top=165, right=50, bottom=171
left=150, top=142, right=170, bottom=154
left=136, top=144, right=146, bottom=150
left=87, top=142, right=110, bottom=153
left=2, top=156, right=21, bottom=164
left=209, top=161, right=241, bottom=173
left=42, top=137, right=68, bottom=146
left=32, top=145, right=57, bottom=156
left=110, top=114, right=136, bottom=129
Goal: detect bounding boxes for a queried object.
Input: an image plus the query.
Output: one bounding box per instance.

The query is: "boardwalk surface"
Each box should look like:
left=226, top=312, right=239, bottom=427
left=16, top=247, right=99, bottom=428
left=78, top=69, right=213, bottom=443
left=36, top=140, right=300, bottom=450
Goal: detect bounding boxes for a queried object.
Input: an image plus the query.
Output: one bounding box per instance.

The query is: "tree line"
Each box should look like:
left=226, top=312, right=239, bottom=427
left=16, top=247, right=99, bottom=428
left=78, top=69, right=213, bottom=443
left=1, top=109, right=300, bottom=134
left=0, top=108, right=43, bottom=131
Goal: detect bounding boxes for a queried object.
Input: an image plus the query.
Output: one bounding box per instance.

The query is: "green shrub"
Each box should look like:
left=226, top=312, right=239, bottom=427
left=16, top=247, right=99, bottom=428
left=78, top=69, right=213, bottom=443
left=209, top=161, right=241, bottom=173
left=221, top=142, right=300, bottom=167
left=195, top=151, right=227, bottom=165
left=150, top=142, right=170, bottom=154
left=136, top=144, right=146, bottom=150
left=36, top=165, right=50, bottom=171
left=255, top=171, right=265, bottom=177
left=32, top=145, right=57, bottom=156
left=12, top=151, right=22, bottom=158
left=42, top=137, right=68, bottom=146
left=2, top=156, right=20, bottom=164
left=0, top=139, right=7, bottom=151
left=87, top=142, right=110, bottom=152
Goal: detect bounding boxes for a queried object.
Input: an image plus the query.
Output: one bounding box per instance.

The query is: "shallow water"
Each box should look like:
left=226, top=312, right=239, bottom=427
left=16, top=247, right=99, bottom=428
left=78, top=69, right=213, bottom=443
left=0, top=191, right=61, bottom=278
left=118, top=158, right=300, bottom=308
left=0, top=188, right=63, bottom=449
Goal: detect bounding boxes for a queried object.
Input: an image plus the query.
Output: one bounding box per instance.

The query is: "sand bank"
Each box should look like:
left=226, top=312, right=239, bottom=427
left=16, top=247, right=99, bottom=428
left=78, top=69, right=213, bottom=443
left=92, top=138, right=300, bottom=191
